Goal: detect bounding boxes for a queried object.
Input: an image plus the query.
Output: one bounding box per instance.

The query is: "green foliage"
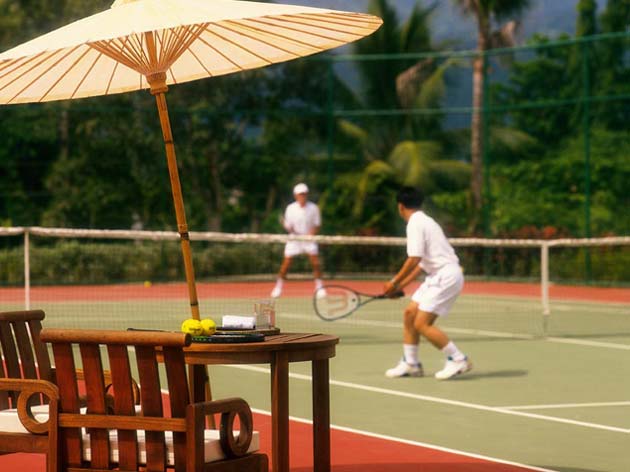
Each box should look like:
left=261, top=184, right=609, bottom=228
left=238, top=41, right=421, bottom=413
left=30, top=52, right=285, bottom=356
left=491, top=128, right=630, bottom=235
left=0, top=0, right=629, bottom=248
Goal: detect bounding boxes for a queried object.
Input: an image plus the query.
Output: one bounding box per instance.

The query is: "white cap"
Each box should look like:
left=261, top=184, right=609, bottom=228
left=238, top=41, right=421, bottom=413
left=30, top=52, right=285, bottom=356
left=293, top=183, right=309, bottom=195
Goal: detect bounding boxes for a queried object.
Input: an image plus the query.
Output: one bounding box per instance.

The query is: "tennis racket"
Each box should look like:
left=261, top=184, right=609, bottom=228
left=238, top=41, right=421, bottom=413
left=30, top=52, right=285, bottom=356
left=127, top=328, right=264, bottom=343
left=313, top=285, right=405, bottom=321
left=191, top=333, right=265, bottom=343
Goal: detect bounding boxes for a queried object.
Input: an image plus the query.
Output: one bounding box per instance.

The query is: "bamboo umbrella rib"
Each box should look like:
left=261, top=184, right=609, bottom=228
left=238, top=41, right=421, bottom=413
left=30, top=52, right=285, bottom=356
left=204, top=27, right=273, bottom=67
left=275, top=14, right=374, bottom=36
left=228, top=19, right=322, bottom=52
left=0, top=49, right=62, bottom=92
left=179, top=44, right=214, bottom=79
left=157, top=29, right=174, bottom=65
left=40, top=46, right=94, bottom=101
left=159, top=28, right=183, bottom=66
left=0, top=55, right=28, bottom=81
left=166, top=24, right=208, bottom=70
left=90, top=41, right=141, bottom=74
left=106, top=60, right=121, bottom=95
left=8, top=46, right=83, bottom=103
left=127, top=34, right=153, bottom=71
left=0, top=57, right=18, bottom=74
left=300, top=12, right=383, bottom=28
left=220, top=21, right=306, bottom=58
left=230, top=18, right=321, bottom=52
left=69, top=51, right=106, bottom=100
left=246, top=16, right=358, bottom=43
left=195, top=33, right=243, bottom=72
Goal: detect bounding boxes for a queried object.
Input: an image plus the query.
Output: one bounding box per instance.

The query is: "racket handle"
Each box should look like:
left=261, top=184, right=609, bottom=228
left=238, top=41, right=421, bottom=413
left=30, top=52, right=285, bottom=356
left=127, top=328, right=168, bottom=332
left=376, top=290, right=405, bottom=299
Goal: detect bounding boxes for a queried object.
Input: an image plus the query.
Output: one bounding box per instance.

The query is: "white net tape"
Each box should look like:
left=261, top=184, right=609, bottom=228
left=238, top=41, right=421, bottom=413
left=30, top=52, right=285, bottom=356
left=2, top=226, right=629, bottom=247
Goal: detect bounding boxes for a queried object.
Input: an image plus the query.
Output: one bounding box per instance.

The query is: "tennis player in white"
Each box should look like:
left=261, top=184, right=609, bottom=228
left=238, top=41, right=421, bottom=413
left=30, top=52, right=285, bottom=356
left=270, top=183, right=325, bottom=298
left=383, top=186, right=471, bottom=380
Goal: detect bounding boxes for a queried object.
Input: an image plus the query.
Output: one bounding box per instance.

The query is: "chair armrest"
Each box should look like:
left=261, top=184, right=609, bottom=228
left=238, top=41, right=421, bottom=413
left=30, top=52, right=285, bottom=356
left=187, top=397, right=253, bottom=458
left=0, top=379, right=59, bottom=434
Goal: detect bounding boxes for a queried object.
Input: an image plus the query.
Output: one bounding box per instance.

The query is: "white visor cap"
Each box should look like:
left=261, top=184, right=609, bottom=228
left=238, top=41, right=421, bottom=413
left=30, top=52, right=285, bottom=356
left=293, top=183, right=309, bottom=195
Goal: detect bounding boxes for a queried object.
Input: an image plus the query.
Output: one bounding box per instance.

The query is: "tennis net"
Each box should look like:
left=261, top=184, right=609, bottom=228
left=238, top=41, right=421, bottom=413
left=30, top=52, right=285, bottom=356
left=0, top=227, right=628, bottom=337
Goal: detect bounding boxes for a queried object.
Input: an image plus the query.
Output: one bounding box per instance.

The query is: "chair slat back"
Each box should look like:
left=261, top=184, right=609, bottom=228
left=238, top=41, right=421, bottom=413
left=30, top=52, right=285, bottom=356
left=40, top=328, right=192, bottom=472
left=0, top=310, right=52, bottom=410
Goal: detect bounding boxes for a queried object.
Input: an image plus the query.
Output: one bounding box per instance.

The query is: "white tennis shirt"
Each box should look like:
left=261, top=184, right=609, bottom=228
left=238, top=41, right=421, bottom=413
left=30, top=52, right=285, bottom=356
left=406, top=211, right=459, bottom=275
left=284, top=201, right=321, bottom=235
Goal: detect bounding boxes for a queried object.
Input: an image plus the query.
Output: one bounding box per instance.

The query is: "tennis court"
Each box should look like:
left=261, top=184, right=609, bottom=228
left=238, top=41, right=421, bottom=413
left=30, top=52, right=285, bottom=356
left=1, top=279, right=628, bottom=471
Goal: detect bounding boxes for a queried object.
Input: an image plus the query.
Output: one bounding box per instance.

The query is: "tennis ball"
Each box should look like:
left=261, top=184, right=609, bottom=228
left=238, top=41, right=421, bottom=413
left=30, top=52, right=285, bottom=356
left=200, top=318, right=217, bottom=336
left=181, top=318, right=203, bottom=336
left=143, top=280, right=152, bottom=287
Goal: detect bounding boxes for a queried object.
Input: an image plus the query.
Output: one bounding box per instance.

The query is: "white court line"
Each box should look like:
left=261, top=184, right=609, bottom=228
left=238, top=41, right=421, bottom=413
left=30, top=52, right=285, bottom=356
left=279, top=313, right=630, bottom=350
left=545, top=336, right=630, bottom=350
left=248, top=407, right=557, bottom=472
left=501, top=401, right=630, bottom=410
left=228, top=364, right=630, bottom=434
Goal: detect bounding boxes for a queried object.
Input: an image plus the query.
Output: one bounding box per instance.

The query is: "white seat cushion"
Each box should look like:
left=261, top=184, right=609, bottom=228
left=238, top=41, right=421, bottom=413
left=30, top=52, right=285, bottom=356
left=0, top=404, right=50, bottom=433
left=0, top=405, right=259, bottom=465
left=82, top=429, right=260, bottom=465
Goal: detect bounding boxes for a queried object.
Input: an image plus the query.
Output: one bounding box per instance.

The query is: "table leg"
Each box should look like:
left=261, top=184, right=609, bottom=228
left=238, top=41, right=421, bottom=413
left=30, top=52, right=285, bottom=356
left=312, top=358, right=331, bottom=472
left=271, top=351, right=289, bottom=472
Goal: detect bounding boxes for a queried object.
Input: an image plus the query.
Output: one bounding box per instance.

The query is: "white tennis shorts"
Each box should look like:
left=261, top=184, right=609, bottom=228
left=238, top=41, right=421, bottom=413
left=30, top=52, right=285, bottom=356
left=284, top=241, right=319, bottom=257
left=412, top=264, right=464, bottom=316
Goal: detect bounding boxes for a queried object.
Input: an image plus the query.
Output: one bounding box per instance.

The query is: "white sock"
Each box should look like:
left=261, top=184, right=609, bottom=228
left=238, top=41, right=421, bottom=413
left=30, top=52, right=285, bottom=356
left=442, top=342, right=465, bottom=362
left=403, top=344, right=419, bottom=366
left=314, top=278, right=323, bottom=289
left=275, top=278, right=284, bottom=288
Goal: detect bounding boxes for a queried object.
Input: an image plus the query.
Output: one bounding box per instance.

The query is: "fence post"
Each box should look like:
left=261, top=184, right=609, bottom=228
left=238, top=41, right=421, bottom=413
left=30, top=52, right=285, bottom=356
left=326, top=55, right=335, bottom=196
left=481, top=52, right=492, bottom=277
left=581, top=41, right=592, bottom=282
left=540, top=242, right=550, bottom=336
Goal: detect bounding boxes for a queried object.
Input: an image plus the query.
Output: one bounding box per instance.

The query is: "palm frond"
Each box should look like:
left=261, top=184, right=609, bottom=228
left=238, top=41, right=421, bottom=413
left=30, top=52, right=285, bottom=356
left=396, top=58, right=435, bottom=108
left=490, top=126, right=537, bottom=152
left=337, top=119, right=370, bottom=146
left=353, top=160, right=396, bottom=217
left=428, top=160, right=472, bottom=191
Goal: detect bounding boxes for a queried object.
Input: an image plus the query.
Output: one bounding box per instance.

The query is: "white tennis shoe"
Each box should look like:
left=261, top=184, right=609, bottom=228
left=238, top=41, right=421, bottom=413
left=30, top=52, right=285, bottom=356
left=434, top=356, right=472, bottom=380
left=315, top=288, right=327, bottom=299
left=385, top=359, right=424, bottom=378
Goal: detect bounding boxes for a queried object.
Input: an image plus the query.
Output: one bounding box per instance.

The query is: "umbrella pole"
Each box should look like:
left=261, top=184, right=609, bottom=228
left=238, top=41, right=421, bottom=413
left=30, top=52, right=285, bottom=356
left=149, top=74, right=200, bottom=320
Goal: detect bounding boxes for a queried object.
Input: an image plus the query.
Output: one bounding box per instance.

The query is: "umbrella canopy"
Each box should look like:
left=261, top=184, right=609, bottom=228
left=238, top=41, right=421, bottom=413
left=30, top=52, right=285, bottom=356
left=0, top=0, right=382, bottom=104
left=0, top=0, right=382, bottom=319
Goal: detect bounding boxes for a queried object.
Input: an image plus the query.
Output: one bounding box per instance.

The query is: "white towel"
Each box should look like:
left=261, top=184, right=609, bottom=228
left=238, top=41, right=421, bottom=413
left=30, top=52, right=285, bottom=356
left=221, top=315, right=256, bottom=329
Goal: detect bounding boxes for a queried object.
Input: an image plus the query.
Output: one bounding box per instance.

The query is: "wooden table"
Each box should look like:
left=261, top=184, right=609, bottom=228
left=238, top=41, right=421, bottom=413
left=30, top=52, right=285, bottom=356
left=183, top=333, right=339, bottom=472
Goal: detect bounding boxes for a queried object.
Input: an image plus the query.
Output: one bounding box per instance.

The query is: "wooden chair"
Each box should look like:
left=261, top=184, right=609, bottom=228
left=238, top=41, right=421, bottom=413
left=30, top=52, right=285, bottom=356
left=0, top=309, right=59, bottom=472
left=40, top=328, right=268, bottom=472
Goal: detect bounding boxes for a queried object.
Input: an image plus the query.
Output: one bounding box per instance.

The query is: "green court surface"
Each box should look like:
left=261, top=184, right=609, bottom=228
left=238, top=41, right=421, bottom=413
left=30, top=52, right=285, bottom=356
left=2, top=292, right=629, bottom=471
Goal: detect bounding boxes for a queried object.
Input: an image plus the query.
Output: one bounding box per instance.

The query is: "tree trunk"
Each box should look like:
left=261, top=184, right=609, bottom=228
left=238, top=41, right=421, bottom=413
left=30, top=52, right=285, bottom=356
left=58, top=104, right=69, bottom=161
left=470, top=20, right=490, bottom=232
left=207, top=150, right=223, bottom=231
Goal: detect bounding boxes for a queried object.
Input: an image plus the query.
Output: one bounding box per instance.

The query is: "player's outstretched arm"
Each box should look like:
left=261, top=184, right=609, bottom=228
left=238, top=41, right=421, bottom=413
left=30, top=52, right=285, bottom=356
left=398, top=264, right=423, bottom=290
left=384, top=256, right=420, bottom=295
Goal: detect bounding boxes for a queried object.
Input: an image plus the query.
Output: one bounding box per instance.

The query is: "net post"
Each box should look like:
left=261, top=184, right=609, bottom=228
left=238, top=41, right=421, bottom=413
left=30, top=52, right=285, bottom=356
left=541, top=242, right=550, bottom=335
left=24, top=229, right=31, bottom=310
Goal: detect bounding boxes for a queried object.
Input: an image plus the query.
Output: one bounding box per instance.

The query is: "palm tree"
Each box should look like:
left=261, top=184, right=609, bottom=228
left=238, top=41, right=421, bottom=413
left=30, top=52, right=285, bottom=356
left=332, top=0, right=471, bottom=232
left=453, top=0, right=531, bottom=230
